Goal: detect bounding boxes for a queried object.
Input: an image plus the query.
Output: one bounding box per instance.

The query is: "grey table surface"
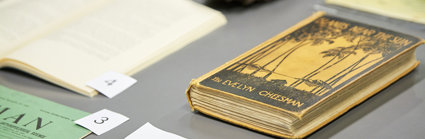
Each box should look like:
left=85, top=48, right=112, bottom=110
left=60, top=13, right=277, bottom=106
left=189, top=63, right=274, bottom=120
left=1, top=0, right=425, bottom=138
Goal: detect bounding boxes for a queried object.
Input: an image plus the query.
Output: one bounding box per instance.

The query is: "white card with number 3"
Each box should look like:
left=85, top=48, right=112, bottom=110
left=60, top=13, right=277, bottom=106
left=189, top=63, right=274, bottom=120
left=86, top=71, right=137, bottom=98
left=75, top=109, right=129, bottom=135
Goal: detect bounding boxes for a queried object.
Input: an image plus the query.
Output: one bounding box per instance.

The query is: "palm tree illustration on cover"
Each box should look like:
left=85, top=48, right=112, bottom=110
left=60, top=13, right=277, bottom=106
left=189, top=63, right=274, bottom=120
left=225, top=16, right=412, bottom=97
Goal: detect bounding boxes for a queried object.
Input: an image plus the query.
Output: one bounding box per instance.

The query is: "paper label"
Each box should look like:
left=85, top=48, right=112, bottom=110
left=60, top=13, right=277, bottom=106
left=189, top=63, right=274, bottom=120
left=86, top=71, right=137, bottom=98
left=75, top=109, right=129, bottom=135
left=125, top=122, right=185, bottom=139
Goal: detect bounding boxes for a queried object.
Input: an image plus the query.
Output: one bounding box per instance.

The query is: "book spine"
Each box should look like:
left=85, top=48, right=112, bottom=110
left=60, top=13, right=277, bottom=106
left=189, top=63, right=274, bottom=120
left=185, top=79, right=197, bottom=111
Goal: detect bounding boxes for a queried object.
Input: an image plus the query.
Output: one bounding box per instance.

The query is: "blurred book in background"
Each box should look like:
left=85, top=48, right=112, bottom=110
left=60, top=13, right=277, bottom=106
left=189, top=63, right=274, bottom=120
left=326, top=0, right=425, bottom=25
left=0, top=0, right=226, bottom=97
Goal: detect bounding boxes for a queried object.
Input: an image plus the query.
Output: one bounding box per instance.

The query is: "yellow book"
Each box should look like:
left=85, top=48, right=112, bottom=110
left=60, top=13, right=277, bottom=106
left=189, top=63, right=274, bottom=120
left=0, top=0, right=226, bottom=97
left=186, top=12, right=424, bottom=138
left=326, top=0, right=425, bottom=25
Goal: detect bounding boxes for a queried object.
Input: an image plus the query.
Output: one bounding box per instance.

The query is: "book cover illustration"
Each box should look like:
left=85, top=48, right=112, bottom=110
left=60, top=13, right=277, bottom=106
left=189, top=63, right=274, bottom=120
left=0, top=85, right=91, bottom=139
left=200, top=15, right=420, bottom=112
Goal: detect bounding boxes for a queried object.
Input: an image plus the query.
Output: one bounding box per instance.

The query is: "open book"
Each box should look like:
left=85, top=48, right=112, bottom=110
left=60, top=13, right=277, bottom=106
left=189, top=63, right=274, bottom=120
left=326, top=0, right=425, bottom=25
left=0, top=0, right=226, bottom=97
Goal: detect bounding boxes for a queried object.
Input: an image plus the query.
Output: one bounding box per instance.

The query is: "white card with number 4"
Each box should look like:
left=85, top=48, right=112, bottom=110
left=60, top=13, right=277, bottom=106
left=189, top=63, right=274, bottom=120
left=75, top=109, right=129, bottom=135
left=86, top=71, right=137, bottom=98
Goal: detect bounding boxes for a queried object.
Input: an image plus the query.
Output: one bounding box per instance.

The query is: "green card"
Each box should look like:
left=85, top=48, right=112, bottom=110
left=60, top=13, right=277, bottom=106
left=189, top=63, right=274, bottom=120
left=0, top=85, right=91, bottom=139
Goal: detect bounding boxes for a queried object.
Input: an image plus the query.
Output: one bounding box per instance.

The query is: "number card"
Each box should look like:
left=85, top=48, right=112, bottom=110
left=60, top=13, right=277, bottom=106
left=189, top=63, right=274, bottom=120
left=75, top=109, right=129, bottom=135
left=86, top=71, right=137, bottom=98
left=125, top=122, right=186, bottom=139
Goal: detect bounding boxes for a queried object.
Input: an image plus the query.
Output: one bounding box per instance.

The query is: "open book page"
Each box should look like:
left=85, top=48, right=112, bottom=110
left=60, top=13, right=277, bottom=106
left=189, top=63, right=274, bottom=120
left=326, top=0, right=425, bottom=24
left=5, top=0, right=226, bottom=96
left=0, top=0, right=109, bottom=57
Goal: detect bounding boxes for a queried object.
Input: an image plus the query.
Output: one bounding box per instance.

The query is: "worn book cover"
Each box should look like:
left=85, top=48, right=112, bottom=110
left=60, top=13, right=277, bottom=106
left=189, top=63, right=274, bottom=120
left=326, top=0, right=425, bottom=25
left=186, top=12, right=424, bottom=138
left=0, top=85, right=91, bottom=139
